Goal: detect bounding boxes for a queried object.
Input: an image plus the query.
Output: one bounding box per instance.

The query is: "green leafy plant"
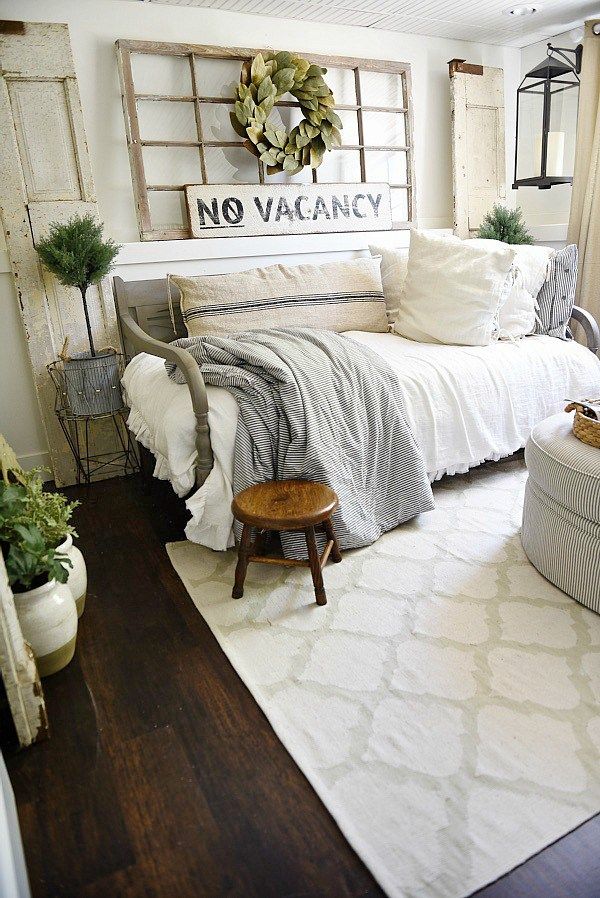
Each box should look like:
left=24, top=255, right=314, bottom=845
left=477, top=204, right=534, bottom=245
left=35, top=214, right=121, bottom=356
left=5, top=523, right=71, bottom=592
left=19, top=470, right=78, bottom=547
left=0, top=484, right=71, bottom=592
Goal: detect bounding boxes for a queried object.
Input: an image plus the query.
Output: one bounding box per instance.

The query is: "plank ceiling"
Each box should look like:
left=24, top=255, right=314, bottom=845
left=129, top=0, right=600, bottom=47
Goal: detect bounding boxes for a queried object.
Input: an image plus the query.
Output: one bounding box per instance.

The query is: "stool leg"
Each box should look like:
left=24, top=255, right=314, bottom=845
left=233, top=524, right=252, bottom=599
left=305, top=526, right=326, bottom=606
left=323, top=517, right=342, bottom=563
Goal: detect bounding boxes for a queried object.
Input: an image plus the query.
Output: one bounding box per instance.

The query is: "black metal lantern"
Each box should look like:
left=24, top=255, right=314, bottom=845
left=513, top=43, right=582, bottom=189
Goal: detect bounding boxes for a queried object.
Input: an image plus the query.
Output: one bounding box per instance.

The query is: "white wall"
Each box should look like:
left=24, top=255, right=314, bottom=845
left=517, top=28, right=580, bottom=240
left=0, top=0, right=521, bottom=467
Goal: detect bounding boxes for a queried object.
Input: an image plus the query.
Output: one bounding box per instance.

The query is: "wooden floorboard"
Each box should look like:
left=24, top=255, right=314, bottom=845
left=3, top=472, right=600, bottom=898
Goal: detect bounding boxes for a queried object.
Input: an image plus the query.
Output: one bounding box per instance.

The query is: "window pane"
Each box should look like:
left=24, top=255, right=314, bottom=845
left=390, top=188, right=409, bottom=223
left=363, top=111, right=407, bottom=147
left=326, top=67, right=357, bottom=105
left=365, top=150, right=408, bottom=184
left=193, top=57, right=243, bottom=98
left=267, top=165, right=314, bottom=185
left=137, top=100, right=197, bottom=142
left=359, top=71, right=404, bottom=107
left=143, top=146, right=202, bottom=185
left=131, top=52, right=191, bottom=96
left=204, top=145, right=259, bottom=183
left=148, top=190, right=187, bottom=230
left=200, top=102, right=239, bottom=142
left=317, top=150, right=361, bottom=182
left=337, top=110, right=359, bottom=146
left=271, top=103, right=303, bottom=132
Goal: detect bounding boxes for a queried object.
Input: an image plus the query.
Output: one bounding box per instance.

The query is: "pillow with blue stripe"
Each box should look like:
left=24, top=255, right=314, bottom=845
left=170, top=258, right=388, bottom=338
left=534, top=244, right=578, bottom=340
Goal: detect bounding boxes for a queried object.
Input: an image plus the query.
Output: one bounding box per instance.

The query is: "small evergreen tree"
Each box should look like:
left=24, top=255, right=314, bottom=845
left=477, top=204, right=534, bottom=245
left=36, top=215, right=121, bottom=356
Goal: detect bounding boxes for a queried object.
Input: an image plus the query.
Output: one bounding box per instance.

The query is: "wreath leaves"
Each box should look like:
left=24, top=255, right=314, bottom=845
left=230, top=51, right=343, bottom=176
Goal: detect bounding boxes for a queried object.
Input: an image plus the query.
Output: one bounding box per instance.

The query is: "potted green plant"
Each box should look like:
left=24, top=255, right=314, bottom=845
left=477, top=204, right=534, bottom=244
left=0, top=483, right=77, bottom=678
left=36, top=214, right=122, bottom=416
left=19, top=469, right=87, bottom=617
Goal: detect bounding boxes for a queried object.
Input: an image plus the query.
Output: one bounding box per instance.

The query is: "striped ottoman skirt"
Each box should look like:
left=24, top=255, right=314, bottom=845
left=522, top=413, right=600, bottom=614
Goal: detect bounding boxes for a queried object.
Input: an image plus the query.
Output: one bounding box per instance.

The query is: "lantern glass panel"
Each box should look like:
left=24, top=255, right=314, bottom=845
left=516, top=86, right=545, bottom=181
left=547, top=84, right=578, bottom=178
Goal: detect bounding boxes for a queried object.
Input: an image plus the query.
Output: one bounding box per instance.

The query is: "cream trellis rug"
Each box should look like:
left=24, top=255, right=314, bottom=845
left=167, top=458, right=600, bottom=898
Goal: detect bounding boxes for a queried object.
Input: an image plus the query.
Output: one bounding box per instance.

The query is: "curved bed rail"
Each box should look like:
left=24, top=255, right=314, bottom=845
left=571, top=305, right=600, bottom=356
left=113, top=276, right=213, bottom=486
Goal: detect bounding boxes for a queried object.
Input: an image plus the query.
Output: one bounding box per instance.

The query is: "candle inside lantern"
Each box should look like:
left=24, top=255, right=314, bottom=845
left=535, top=131, right=565, bottom=177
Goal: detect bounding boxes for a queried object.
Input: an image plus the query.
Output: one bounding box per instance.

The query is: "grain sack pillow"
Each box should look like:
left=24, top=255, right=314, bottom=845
left=534, top=244, right=578, bottom=340
left=394, top=229, right=516, bottom=346
left=369, top=244, right=408, bottom=324
left=471, top=239, right=555, bottom=339
left=170, top=258, right=388, bottom=338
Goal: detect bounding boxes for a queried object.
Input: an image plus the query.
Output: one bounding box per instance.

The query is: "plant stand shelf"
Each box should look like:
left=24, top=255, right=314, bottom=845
left=48, top=358, right=139, bottom=485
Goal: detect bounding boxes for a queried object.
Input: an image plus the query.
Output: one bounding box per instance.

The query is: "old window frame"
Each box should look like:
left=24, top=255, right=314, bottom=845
left=116, top=39, right=416, bottom=241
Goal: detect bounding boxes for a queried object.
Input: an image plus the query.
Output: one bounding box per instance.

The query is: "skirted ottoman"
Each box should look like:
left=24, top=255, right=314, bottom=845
left=522, top=413, right=600, bottom=613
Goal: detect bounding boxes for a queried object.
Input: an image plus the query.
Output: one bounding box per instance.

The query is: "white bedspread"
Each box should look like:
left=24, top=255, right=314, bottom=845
left=122, top=332, right=600, bottom=549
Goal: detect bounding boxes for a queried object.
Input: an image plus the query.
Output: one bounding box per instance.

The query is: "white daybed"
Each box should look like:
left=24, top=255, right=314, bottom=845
left=114, top=270, right=600, bottom=549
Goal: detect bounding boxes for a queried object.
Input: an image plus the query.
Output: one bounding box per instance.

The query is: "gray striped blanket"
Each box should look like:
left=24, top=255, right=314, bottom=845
left=166, top=328, right=434, bottom=556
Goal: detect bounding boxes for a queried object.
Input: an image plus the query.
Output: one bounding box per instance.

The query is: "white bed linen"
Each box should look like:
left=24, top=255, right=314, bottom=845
left=122, top=332, right=600, bottom=549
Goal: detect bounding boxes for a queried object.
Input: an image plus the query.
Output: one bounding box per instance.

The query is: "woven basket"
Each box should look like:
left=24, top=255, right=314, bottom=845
left=565, top=400, right=600, bottom=448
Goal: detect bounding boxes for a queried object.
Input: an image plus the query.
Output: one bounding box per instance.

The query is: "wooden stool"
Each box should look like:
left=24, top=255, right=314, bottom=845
left=231, top=480, right=342, bottom=606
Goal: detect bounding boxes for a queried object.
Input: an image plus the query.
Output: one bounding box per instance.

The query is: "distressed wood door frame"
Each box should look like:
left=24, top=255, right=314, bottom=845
left=0, top=22, right=121, bottom=486
left=449, top=61, right=506, bottom=238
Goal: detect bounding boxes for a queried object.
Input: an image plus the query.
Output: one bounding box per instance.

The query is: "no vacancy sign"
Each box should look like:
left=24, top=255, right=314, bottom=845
left=185, top=182, right=392, bottom=238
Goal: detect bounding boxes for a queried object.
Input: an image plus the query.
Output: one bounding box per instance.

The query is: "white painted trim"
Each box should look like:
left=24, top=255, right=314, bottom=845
left=0, top=249, right=10, bottom=274
left=529, top=223, right=568, bottom=244
left=115, top=229, right=415, bottom=267
left=17, top=451, right=52, bottom=477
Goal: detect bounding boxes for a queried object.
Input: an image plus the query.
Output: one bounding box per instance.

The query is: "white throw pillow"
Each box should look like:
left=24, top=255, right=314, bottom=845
left=369, top=244, right=408, bottom=324
left=471, top=239, right=554, bottom=339
left=393, top=230, right=516, bottom=346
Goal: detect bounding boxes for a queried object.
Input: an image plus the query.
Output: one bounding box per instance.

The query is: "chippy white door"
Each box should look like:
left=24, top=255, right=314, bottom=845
left=0, top=21, right=120, bottom=485
left=450, top=62, right=506, bottom=238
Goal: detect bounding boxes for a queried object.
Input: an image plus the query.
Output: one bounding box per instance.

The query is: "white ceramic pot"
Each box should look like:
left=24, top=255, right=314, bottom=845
left=56, top=534, right=87, bottom=617
left=13, top=579, right=78, bottom=678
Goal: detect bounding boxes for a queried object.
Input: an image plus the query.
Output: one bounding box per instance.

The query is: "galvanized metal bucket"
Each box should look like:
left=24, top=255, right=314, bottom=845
left=63, top=350, right=123, bottom=416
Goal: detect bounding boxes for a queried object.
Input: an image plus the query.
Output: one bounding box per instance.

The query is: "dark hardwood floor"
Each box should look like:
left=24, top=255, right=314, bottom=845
left=3, top=471, right=600, bottom=898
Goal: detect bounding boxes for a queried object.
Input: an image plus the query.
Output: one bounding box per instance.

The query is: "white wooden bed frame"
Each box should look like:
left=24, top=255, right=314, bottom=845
left=112, top=267, right=600, bottom=488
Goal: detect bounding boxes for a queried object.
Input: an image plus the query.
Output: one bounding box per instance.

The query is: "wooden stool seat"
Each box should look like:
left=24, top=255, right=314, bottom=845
left=231, top=479, right=342, bottom=606
left=232, top=480, right=339, bottom=530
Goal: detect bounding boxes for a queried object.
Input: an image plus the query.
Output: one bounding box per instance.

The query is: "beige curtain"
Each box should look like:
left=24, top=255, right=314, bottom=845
left=568, top=20, right=600, bottom=321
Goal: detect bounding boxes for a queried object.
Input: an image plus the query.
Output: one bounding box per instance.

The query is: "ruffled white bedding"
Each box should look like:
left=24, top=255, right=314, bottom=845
left=122, top=331, right=600, bottom=549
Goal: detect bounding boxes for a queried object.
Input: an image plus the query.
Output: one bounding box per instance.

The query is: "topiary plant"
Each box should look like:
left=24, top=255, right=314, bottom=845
left=35, top=214, right=121, bottom=356
left=477, top=204, right=534, bottom=245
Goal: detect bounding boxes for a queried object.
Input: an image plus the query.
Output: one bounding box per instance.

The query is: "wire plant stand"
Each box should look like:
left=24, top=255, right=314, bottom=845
left=48, top=355, right=139, bottom=485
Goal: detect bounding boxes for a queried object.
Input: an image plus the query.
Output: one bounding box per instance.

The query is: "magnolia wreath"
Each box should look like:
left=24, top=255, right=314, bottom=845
left=230, top=51, right=343, bottom=176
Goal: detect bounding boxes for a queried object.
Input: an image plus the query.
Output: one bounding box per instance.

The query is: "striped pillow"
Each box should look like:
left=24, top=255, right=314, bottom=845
left=534, top=244, right=578, bottom=340
left=169, top=258, right=388, bottom=338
